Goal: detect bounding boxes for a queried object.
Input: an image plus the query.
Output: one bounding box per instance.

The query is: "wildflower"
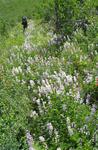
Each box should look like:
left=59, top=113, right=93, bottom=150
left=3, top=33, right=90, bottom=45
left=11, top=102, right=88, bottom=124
left=75, top=91, right=80, bottom=101
left=18, top=66, right=22, bottom=73
left=39, top=82, right=52, bottom=95
left=85, top=116, right=90, bottom=122
left=73, top=76, right=77, bottom=82
left=39, top=136, right=45, bottom=142
left=57, top=147, right=61, bottom=150
left=47, top=123, right=53, bottom=134
left=85, top=73, right=93, bottom=83
left=28, top=85, right=31, bottom=90
left=24, top=40, right=32, bottom=50
left=59, top=70, right=66, bottom=79
left=66, top=117, right=73, bottom=136
left=92, top=130, right=98, bottom=147
left=79, top=128, right=84, bottom=134
left=12, top=67, right=19, bottom=76
left=83, top=124, right=88, bottom=131
left=47, top=96, right=50, bottom=100
left=67, top=126, right=74, bottom=136
left=66, top=75, right=73, bottom=83
left=27, top=56, right=34, bottom=64
left=30, top=80, right=35, bottom=87
left=91, top=104, right=97, bottom=115
left=26, top=130, right=34, bottom=150
left=64, top=41, right=71, bottom=49
left=21, top=80, right=26, bottom=85
left=36, top=99, right=40, bottom=106
left=27, top=66, right=31, bottom=73
left=54, top=129, right=59, bottom=143
left=62, top=104, right=67, bottom=111
left=69, top=89, right=73, bottom=96
left=38, top=107, right=44, bottom=115
left=56, top=88, right=64, bottom=95
left=30, top=111, right=38, bottom=118
left=79, top=98, right=83, bottom=104
left=86, top=94, right=91, bottom=104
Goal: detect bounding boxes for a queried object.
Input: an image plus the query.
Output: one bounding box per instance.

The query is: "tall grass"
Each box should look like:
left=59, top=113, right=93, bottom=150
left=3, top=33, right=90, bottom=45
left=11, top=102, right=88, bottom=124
left=0, top=0, right=54, bottom=36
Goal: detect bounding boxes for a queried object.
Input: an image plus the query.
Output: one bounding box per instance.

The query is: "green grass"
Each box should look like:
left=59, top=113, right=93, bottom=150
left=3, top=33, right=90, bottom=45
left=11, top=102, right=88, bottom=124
left=0, top=0, right=54, bottom=36
left=0, top=0, right=98, bottom=149
left=0, top=18, right=97, bottom=149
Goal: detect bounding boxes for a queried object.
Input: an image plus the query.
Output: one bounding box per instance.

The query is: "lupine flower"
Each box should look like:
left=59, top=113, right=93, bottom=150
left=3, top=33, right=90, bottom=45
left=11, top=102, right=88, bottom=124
left=91, top=104, right=97, bottom=115
left=36, top=99, right=40, bottom=105
left=30, top=80, right=35, bottom=87
left=27, top=66, right=31, bottom=73
left=26, top=130, right=34, bottom=150
left=47, top=123, right=53, bottom=135
left=64, top=42, right=71, bottom=49
left=30, top=110, right=38, bottom=118
left=73, top=76, right=77, bottom=82
left=62, top=104, right=67, bottom=111
left=86, top=94, right=91, bottom=104
left=74, top=91, right=80, bottom=101
left=92, top=130, right=98, bottom=147
left=23, top=38, right=33, bottom=51
left=39, top=136, right=45, bottom=142
left=85, top=73, right=93, bottom=83
left=66, top=75, right=73, bottom=84
left=12, top=66, right=22, bottom=76
left=54, top=129, right=59, bottom=143
left=66, top=117, right=73, bottom=136
left=85, top=116, right=90, bottom=122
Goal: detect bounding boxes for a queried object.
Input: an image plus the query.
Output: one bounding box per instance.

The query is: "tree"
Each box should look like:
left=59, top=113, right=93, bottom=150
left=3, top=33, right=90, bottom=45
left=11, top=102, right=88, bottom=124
left=54, top=0, right=77, bottom=36
left=54, top=0, right=60, bottom=33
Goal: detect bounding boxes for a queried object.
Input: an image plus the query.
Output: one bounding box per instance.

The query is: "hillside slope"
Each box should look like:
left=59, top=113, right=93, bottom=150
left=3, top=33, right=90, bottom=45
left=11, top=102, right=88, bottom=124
left=0, top=20, right=98, bottom=150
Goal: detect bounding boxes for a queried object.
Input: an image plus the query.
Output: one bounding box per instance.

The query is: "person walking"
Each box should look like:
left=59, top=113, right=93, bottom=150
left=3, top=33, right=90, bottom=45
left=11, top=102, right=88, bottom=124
left=22, top=16, right=28, bottom=33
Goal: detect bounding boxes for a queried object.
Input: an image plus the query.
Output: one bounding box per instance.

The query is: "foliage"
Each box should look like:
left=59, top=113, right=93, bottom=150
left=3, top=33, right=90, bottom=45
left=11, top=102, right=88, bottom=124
left=0, top=0, right=98, bottom=149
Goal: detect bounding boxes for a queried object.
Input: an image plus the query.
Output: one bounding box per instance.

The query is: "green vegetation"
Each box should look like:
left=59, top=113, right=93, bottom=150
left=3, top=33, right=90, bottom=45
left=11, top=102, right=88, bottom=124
left=0, top=0, right=98, bottom=149
left=0, top=0, right=53, bottom=37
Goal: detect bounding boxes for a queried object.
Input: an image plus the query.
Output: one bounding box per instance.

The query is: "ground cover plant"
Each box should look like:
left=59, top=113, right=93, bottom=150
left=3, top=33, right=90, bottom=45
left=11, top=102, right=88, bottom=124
left=0, top=0, right=98, bottom=150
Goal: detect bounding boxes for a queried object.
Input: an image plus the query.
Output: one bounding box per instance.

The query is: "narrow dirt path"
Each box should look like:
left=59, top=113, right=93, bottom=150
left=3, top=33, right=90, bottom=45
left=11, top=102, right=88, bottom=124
left=22, top=20, right=35, bottom=51
left=22, top=20, right=36, bottom=150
